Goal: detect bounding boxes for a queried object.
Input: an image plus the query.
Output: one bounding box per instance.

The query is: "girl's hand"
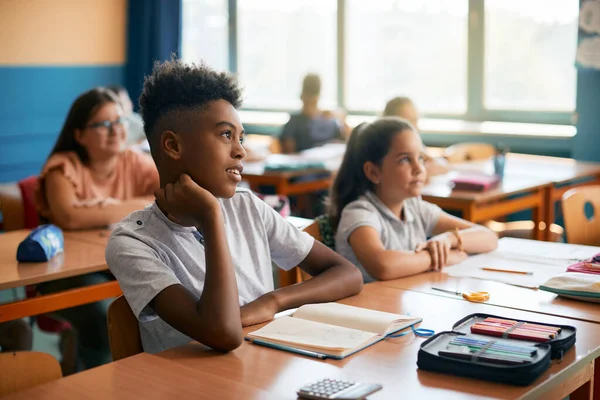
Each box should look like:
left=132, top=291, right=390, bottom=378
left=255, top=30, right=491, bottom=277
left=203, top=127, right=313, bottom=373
left=415, top=234, right=454, bottom=270
left=447, top=250, right=468, bottom=266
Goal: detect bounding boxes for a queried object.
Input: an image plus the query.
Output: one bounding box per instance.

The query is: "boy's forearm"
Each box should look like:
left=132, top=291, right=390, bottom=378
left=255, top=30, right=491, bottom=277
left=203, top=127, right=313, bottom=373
left=269, top=264, right=363, bottom=312
left=196, top=214, right=243, bottom=341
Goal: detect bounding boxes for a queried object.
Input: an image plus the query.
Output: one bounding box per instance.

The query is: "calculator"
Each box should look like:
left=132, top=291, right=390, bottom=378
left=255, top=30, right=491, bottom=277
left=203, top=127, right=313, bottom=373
left=297, top=378, right=382, bottom=399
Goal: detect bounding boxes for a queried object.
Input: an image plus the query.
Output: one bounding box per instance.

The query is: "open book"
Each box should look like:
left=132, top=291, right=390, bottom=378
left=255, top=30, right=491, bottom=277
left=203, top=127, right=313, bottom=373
left=246, top=303, right=422, bottom=359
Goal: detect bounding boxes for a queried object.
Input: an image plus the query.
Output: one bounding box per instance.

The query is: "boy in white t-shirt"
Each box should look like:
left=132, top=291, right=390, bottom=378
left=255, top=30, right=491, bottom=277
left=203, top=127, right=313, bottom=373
left=106, top=59, right=362, bottom=354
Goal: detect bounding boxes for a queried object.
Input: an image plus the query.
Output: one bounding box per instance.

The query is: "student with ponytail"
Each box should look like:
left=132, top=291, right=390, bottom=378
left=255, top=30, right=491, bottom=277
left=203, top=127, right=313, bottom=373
left=330, top=118, right=497, bottom=282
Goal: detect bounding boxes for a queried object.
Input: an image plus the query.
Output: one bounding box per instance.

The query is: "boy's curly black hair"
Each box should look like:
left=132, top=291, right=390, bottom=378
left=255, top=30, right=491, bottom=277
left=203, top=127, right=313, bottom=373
left=139, top=58, right=243, bottom=143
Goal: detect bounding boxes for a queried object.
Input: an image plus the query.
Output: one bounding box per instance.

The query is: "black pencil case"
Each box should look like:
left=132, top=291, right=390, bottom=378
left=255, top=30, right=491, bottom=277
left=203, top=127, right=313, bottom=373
left=417, top=313, right=577, bottom=386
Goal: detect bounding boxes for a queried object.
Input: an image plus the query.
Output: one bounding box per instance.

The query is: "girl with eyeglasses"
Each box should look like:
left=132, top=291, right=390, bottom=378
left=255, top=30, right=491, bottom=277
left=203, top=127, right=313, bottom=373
left=35, top=87, right=159, bottom=228
left=32, top=87, right=159, bottom=371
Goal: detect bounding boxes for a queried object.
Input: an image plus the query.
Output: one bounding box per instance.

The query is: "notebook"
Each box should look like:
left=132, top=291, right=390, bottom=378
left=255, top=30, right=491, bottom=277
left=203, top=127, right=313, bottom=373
left=246, top=302, right=422, bottom=359
left=451, top=174, right=500, bottom=192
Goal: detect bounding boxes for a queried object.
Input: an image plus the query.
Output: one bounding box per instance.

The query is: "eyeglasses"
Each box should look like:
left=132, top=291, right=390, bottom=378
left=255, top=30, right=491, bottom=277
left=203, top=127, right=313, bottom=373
left=86, top=117, right=127, bottom=133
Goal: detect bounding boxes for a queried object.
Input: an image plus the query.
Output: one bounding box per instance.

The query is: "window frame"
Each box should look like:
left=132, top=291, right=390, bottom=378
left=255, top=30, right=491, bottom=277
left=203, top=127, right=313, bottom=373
left=197, top=0, right=575, bottom=125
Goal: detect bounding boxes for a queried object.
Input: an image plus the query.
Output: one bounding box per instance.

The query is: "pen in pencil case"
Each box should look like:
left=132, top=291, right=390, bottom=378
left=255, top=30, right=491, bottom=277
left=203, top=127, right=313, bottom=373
left=445, top=343, right=535, bottom=361
left=483, top=318, right=561, bottom=333
left=451, top=336, right=539, bottom=352
left=450, top=337, right=538, bottom=356
left=438, top=350, right=532, bottom=365
left=449, top=339, right=536, bottom=358
left=475, top=321, right=559, bottom=336
left=472, top=324, right=555, bottom=338
left=471, top=326, right=553, bottom=342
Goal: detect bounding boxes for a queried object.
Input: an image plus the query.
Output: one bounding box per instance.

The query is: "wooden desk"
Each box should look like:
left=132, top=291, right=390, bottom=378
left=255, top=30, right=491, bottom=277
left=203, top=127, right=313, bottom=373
left=63, top=229, right=111, bottom=246
left=446, top=154, right=600, bottom=240
left=243, top=163, right=332, bottom=196
left=158, top=284, right=600, bottom=400
left=0, top=230, right=121, bottom=323
left=422, top=172, right=549, bottom=240
left=378, top=273, right=600, bottom=325
left=2, top=352, right=288, bottom=400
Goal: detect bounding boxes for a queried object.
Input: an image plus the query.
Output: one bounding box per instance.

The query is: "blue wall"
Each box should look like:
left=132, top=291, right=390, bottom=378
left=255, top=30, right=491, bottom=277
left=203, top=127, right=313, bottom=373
left=0, top=66, right=123, bottom=183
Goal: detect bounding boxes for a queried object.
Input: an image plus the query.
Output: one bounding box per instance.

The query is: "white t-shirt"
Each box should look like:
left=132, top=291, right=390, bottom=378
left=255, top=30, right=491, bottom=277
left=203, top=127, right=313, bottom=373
left=335, top=191, right=442, bottom=283
left=106, top=188, right=314, bottom=353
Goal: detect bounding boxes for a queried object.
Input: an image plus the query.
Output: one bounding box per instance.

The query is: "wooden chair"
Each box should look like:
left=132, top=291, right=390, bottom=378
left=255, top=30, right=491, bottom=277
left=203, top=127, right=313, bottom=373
left=443, top=143, right=496, bottom=163
left=0, top=351, right=62, bottom=396
left=107, top=296, right=143, bottom=361
left=294, top=221, right=322, bottom=283
left=562, top=185, right=600, bottom=246
left=0, top=182, right=25, bottom=231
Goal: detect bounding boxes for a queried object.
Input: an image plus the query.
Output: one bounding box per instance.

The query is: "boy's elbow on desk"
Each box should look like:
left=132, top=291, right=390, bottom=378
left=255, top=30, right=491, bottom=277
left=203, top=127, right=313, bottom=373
left=344, top=265, right=364, bottom=295
left=200, top=325, right=244, bottom=352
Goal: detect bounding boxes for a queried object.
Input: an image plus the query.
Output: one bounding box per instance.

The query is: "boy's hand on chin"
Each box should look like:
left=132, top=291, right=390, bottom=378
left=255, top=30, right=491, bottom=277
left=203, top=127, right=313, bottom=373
left=154, top=173, right=221, bottom=227
left=240, top=294, right=279, bottom=327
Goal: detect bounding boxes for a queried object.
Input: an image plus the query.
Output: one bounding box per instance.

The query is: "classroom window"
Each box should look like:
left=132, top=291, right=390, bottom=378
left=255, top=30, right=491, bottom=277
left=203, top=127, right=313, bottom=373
left=345, top=0, right=468, bottom=114
left=484, top=0, right=579, bottom=111
left=181, top=0, right=229, bottom=71
left=180, top=0, right=580, bottom=124
left=236, top=0, right=338, bottom=110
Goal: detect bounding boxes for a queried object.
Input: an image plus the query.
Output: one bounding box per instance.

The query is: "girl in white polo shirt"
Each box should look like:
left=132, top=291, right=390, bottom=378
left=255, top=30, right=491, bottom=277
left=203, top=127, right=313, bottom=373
left=330, top=117, right=498, bottom=283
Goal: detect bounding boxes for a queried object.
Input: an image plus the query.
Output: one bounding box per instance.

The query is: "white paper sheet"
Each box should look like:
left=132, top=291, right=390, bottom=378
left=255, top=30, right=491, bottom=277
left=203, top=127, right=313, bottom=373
left=496, top=238, right=600, bottom=263
left=444, top=254, right=568, bottom=289
left=443, top=238, right=600, bottom=289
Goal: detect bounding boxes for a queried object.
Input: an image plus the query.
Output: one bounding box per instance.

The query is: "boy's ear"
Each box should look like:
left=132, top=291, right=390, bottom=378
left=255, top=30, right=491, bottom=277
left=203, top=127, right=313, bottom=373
left=161, top=130, right=182, bottom=160
left=363, top=161, right=381, bottom=185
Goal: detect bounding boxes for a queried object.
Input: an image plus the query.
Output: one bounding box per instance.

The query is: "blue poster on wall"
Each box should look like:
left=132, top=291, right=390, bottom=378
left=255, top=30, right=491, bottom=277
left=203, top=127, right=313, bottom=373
left=577, top=0, right=600, bottom=69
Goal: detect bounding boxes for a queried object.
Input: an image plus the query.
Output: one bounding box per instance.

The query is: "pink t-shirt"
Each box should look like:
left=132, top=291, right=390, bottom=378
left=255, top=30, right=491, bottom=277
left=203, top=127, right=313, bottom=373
left=35, top=149, right=159, bottom=220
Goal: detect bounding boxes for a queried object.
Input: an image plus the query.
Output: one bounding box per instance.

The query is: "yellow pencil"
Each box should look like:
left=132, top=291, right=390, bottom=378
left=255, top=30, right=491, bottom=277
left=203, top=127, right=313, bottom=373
left=481, top=267, right=533, bottom=275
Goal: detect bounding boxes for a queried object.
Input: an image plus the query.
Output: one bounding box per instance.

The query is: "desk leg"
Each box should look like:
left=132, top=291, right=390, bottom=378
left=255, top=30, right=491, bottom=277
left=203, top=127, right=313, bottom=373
left=570, top=359, right=595, bottom=400
left=462, top=205, right=474, bottom=222
left=543, top=185, right=555, bottom=242
left=533, top=188, right=546, bottom=241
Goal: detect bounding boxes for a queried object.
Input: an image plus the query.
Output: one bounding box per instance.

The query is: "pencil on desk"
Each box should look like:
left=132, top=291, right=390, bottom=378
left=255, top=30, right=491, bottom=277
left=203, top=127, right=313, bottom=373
left=481, top=267, right=533, bottom=275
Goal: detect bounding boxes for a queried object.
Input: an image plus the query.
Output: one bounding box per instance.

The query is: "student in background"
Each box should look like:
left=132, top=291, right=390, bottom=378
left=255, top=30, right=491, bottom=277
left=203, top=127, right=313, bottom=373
left=330, top=118, right=498, bottom=282
left=383, top=97, right=449, bottom=177
left=281, top=74, right=347, bottom=154
left=36, top=87, right=159, bottom=229
left=106, top=59, right=363, bottom=354
left=107, top=84, right=146, bottom=145
left=34, top=87, right=160, bottom=369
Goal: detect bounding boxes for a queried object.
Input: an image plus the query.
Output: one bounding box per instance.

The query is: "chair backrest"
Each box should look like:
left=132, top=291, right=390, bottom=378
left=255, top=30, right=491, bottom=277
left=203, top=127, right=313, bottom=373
left=107, top=295, right=143, bottom=361
left=18, top=176, right=41, bottom=229
left=294, top=220, right=324, bottom=283
left=0, top=351, right=62, bottom=396
left=0, top=176, right=41, bottom=232
left=562, top=185, right=600, bottom=246
left=0, top=182, right=24, bottom=231
left=443, top=143, right=496, bottom=163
